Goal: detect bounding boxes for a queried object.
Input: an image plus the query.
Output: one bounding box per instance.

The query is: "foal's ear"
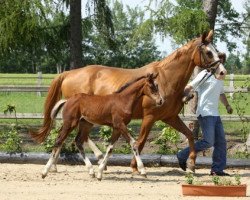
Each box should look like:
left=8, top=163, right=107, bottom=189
left=147, top=72, right=158, bottom=80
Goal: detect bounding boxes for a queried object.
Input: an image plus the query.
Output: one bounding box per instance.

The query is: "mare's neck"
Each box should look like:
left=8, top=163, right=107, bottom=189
left=159, top=41, right=198, bottom=94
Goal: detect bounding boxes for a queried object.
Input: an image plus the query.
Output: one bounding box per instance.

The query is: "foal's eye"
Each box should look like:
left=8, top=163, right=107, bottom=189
left=206, top=51, right=213, bottom=59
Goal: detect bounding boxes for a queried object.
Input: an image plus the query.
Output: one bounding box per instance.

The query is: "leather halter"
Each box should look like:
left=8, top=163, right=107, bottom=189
left=198, top=43, right=221, bottom=75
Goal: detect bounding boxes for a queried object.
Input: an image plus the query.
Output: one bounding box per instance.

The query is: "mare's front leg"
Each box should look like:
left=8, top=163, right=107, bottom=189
left=130, top=115, right=155, bottom=175
left=42, top=124, right=74, bottom=178
left=163, top=116, right=196, bottom=172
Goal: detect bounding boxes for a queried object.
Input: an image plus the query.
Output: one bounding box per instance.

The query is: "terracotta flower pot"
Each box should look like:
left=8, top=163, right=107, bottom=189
left=182, top=184, right=247, bottom=197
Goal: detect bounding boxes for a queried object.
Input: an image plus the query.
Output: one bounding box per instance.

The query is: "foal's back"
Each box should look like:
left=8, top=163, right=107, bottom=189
left=63, top=92, right=125, bottom=126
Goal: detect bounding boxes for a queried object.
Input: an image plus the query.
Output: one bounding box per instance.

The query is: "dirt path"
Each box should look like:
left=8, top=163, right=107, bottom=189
left=0, top=163, right=249, bottom=200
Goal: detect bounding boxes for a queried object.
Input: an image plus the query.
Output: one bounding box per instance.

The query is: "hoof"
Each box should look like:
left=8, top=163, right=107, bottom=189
left=97, top=178, right=102, bottom=181
left=132, top=170, right=140, bottom=176
left=89, top=173, right=95, bottom=178
left=41, top=174, right=46, bottom=179
left=187, top=163, right=195, bottom=173
left=140, top=173, right=147, bottom=178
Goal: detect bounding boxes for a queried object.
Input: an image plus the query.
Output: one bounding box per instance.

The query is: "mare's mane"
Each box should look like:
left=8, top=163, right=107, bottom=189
left=159, top=39, right=198, bottom=66
left=115, top=75, right=147, bottom=94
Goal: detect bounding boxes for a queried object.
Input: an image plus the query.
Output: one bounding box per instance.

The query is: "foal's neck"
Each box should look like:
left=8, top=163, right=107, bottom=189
left=119, top=79, right=145, bottom=108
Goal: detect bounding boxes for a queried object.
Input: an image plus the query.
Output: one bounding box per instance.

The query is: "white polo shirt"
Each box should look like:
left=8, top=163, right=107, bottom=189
left=189, top=70, right=224, bottom=117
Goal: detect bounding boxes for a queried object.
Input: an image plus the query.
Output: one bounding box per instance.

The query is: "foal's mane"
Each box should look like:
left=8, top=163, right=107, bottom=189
left=115, top=75, right=147, bottom=93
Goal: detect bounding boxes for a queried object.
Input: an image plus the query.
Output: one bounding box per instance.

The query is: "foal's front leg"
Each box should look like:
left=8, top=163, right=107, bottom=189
left=122, top=129, right=147, bottom=177
left=97, top=129, right=120, bottom=181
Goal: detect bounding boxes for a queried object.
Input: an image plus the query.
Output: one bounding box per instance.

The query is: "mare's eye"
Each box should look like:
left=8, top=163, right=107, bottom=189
left=206, top=51, right=213, bottom=59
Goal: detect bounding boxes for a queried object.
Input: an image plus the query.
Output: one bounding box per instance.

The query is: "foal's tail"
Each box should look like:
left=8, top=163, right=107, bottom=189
left=51, top=99, right=67, bottom=120
left=30, top=73, right=67, bottom=143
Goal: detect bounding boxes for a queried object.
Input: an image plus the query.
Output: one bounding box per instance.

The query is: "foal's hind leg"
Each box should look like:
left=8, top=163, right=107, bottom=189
left=75, top=120, right=95, bottom=177
left=42, top=123, right=75, bottom=178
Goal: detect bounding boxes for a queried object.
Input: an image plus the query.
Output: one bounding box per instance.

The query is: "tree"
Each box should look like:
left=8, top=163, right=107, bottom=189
left=225, top=53, right=243, bottom=73
left=69, top=0, right=82, bottom=69
left=84, top=0, right=161, bottom=68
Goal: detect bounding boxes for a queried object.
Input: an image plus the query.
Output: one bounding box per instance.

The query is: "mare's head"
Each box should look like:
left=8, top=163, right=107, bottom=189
left=193, top=30, right=227, bottom=80
left=143, top=73, right=164, bottom=106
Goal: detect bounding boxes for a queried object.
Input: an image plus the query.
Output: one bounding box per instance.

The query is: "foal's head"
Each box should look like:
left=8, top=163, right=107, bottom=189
left=192, top=30, right=227, bottom=80
left=143, top=73, right=163, bottom=106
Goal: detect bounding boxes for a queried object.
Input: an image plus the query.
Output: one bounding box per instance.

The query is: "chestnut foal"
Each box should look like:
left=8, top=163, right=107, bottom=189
left=42, top=73, right=163, bottom=180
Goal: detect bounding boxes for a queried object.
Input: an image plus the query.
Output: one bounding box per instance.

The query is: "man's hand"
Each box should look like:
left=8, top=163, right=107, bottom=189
left=226, top=105, right=233, bottom=114
left=182, top=85, right=194, bottom=103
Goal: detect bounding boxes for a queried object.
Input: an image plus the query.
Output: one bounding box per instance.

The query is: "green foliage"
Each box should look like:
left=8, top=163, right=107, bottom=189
left=98, top=125, right=134, bottom=154
left=225, top=53, right=243, bottom=73
left=212, top=175, right=242, bottom=186
left=153, top=121, right=180, bottom=154
left=185, top=173, right=243, bottom=186
left=43, top=127, right=77, bottom=153
left=234, top=174, right=241, bottom=185
left=232, top=78, right=250, bottom=141
left=147, top=0, right=209, bottom=44
left=185, top=172, right=194, bottom=184
left=0, top=126, right=22, bottom=153
left=212, top=175, right=220, bottom=185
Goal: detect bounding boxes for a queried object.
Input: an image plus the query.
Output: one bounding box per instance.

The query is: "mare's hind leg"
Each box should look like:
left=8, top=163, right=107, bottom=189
left=97, top=129, right=120, bottom=181
left=75, top=120, right=95, bottom=177
left=42, top=123, right=75, bottom=178
left=163, top=116, right=196, bottom=172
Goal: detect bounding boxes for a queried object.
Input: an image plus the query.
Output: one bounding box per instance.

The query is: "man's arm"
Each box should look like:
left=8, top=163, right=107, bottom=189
left=220, top=93, right=233, bottom=114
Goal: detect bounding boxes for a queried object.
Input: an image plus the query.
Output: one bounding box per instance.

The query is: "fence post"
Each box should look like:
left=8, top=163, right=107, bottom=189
left=37, top=71, right=42, bottom=97
left=229, top=73, right=234, bottom=98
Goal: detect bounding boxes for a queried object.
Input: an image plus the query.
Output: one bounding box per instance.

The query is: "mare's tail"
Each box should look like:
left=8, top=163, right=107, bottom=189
left=30, top=73, right=66, bottom=143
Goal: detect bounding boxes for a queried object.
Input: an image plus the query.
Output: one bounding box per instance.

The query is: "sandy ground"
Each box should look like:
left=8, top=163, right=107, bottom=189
left=0, top=163, right=249, bottom=200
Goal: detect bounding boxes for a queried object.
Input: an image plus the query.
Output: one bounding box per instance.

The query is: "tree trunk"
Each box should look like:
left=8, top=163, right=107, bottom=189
left=70, top=0, right=82, bottom=69
left=202, top=0, right=219, bottom=30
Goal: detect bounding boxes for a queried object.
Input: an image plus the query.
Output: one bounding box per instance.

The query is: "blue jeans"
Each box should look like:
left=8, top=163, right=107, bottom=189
left=177, top=115, right=227, bottom=172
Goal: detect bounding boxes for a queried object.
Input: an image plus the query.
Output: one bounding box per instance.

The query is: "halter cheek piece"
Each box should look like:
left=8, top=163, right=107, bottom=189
left=183, top=43, right=223, bottom=104
left=198, top=43, right=221, bottom=75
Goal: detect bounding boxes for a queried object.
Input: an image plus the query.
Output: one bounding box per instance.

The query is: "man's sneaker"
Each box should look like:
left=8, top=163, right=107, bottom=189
left=210, top=171, right=230, bottom=176
left=177, top=154, right=187, bottom=171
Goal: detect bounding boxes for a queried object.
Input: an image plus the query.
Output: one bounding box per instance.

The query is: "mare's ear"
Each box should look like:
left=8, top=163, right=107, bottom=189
left=205, top=30, right=214, bottom=43
left=218, top=52, right=226, bottom=63
left=201, top=31, right=208, bottom=43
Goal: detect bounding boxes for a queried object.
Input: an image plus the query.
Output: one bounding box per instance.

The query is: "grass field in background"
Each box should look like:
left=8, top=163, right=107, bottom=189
left=0, top=73, right=249, bottom=131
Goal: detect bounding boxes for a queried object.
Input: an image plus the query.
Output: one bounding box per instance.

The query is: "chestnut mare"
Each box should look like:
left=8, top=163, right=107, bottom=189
left=41, top=73, right=163, bottom=179
left=31, top=30, right=227, bottom=175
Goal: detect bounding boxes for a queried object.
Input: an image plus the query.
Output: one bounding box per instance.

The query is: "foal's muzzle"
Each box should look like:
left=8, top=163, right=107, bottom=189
left=156, top=97, right=164, bottom=106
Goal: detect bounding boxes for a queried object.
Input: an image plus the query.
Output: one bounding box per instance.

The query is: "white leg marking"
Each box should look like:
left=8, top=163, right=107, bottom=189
left=42, top=146, right=61, bottom=178
left=97, top=144, right=113, bottom=180
left=130, top=137, right=146, bottom=176
left=87, top=138, right=103, bottom=159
